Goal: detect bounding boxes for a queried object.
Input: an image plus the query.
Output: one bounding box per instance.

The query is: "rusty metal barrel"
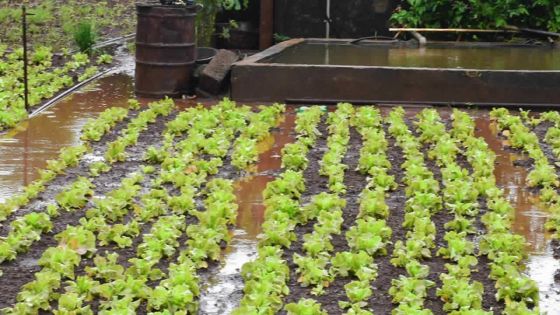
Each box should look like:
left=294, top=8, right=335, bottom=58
left=135, top=4, right=197, bottom=97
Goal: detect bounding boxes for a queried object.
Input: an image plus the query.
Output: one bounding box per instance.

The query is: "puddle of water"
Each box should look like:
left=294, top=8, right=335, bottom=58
left=475, top=114, right=559, bottom=311
left=0, top=73, right=134, bottom=203
left=262, top=42, right=560, bottom=70
left=198, top=230, right=256, bottom=314
left=234, top=175, right=274, bottom=238
left=198, top=108, right=296, bottom=314
left=476, top=115, right=552, bottom=254
left=528, top=246, right=560, bottom=315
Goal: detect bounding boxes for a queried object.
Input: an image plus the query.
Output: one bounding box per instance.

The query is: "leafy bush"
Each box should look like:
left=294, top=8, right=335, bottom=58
left=392, top=0, right=560, bottom=32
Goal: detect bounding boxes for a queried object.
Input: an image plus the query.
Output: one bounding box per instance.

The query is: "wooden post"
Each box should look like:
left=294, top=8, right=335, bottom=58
left=259, top=0, right=273, bottom=49
left=22, top=5, right=29, bottom=112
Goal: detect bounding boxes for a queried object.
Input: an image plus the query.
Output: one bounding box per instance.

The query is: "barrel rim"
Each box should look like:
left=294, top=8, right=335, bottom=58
left=134, top=89, right=186, bottom=97
left=136, top=59, right=196, bottom=66
left=136, top=3, right=198, bottom=9
left=137, top=12, right=197, bottom=18
left=136, top=42, right=196, bottom=48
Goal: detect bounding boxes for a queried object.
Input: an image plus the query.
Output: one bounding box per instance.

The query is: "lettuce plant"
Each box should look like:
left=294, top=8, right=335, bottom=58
left=284, top=298, right=327, bottom=315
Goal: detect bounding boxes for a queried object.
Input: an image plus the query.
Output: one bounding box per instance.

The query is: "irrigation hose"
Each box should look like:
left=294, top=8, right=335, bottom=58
left=29, top=68, right=114, bottom=118
left=29, top=33, right=136, bottom=117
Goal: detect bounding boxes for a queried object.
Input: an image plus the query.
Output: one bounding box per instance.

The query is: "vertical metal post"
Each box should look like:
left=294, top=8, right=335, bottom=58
left=325, top=0, right=331, bottom=39
left=22, top=6, right=29, bottom=112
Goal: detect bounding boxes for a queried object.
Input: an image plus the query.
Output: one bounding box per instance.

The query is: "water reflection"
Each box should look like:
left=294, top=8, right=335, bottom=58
left=476, top=116, right=551, bottom=254
left=0, top=74, right=133, bottom=203
left=263, top=42, right=560, bottom=70
left=475, top=114, right=559, bottom=311
left=198, top=108, right=296, bottom=314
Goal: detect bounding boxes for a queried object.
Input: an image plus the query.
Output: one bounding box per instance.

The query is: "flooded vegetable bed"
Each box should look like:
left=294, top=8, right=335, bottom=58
left=0, top=84, right=559, bottom=314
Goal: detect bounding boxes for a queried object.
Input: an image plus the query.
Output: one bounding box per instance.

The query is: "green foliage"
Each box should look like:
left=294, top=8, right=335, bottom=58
left=55, top=226, right=97, bottom=255
left=346, top=218, right=392, bottom=255
left=330, top=251, right=377, bottom=281
left=89, top=161, right=111, bottom=177
left=285, top=298, right=327, bottom=315
left=96, top=54, right=113, bottom=65
left=437, top=275, right=484, bottom=312
left=392, top=1, right=560, bottom=32
left=85, top=253, right=124, bottom=282
left=73, top=21, right=96, bottom=53
left=293, top=253, right=332, bottom=295
left=38, top=247, right=81, bottom=279
left=78, top=66, right=99, bottom=82
left=54, top=292, right=93, bottom=315
left=128, top=99, right=141, bottom=110
left=196, top=0, right=249, bottom=46
left=340, top=280, right=373, bottom=309
left=55, top=177, right=94, bottom=211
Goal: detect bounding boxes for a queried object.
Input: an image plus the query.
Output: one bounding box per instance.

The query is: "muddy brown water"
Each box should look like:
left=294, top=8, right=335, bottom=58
left=262, top=42, right=560, bottom=70
left=0, top=73, right=134, bottom=203
left=198, top=108, right=296, bottom=314
left=475, top=114, right=560, bottom=313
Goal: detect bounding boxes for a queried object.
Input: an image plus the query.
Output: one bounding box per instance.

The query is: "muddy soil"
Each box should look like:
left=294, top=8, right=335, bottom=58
left=279, top=115, right=506, bottom=315
left=0, top=107, right=545, bottom=313
left=0, top=104, right=297, bottom=313
left=0, top=108, right=173, bottom=309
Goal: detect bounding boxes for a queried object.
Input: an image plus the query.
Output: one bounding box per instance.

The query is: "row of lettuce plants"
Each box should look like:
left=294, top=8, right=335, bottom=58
left=2, top=98, right=178, bottom=313
left=417, top=109, right=486, bottom=313
left=2, top=99, right=266, bottom=313
left=456, top=109, right=540, bottom=314
left=0, top=48, right=112, bottom=130
left=292, top=103, right=354, bottom=300
left=0, top=100, right=173, bottom=275
left=231, top=104, right=285, bottom=170
left=233, top=106, right=326, bottom=314
left=386, top=107, right=441, bottom=314
left=335, top=107, right=396, bottom=315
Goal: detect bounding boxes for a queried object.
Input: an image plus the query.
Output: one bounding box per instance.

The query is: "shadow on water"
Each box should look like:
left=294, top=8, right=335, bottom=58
left=0, top=73, right=134, bottom=203
left=198, top=107, right=296, bottom=314
left=475, top=114, right=560, bottom=313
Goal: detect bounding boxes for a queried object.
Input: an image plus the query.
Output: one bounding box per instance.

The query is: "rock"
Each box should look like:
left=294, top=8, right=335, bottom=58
left=198, top=49, right=239, bottom=95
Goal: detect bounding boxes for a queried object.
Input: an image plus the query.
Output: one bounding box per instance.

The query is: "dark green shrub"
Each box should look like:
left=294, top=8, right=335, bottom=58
left=73, top=21, right=96, bottom=53
left=392, top=1, right=560, bottom=32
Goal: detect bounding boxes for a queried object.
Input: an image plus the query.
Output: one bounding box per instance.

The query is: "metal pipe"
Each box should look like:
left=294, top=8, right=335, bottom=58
left=68, top=33, right=135, bottom=55
left=30, top=68, right=113, bottom=118
left=389, top=27, right=518, bottom=33
left=22, top=6, right=29, bottom=112
left=349, top=35, right=401, bottom=44
left=505, top=25, right=560, bottom=38
left=411, top=31, right=427, bottom=47
left=325, top=0, right=331, bottom=39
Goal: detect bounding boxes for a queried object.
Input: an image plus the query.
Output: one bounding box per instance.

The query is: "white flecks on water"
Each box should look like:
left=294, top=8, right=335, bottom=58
left=198, top=230, right=258, bottom=314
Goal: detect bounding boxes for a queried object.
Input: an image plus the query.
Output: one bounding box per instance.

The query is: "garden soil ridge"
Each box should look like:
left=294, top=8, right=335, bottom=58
left=279, top=112, right=508, bottom=315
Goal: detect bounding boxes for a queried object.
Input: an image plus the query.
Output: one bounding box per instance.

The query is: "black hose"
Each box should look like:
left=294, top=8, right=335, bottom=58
left=350, top=35, right=401, bottom=45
